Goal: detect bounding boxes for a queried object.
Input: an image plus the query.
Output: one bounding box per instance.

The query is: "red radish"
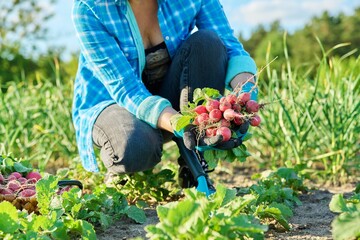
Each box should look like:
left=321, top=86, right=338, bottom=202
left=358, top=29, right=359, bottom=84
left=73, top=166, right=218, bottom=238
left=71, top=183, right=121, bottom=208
left=193, top=116, right=200, bottom=125
left=226, top=94, right=237, bottom=105
left=57, top=186, right=73, bottom=195
left=18, top=189, right=36, bottom=198
left=10, top=172, right=22, bottom=179
left=205, top=100, right=220, bottom=112
left=8, top=180, right=21, bottom=191
left=209, top=109, right=222, bottom=122
left=197, top=113, right=210, bottom=125
left=220, top=119, right=231, bottom=127
left=233, top=113, right=245, bottom=125
left=7, top=175, right=17, bottom=181
left=216, top=127, right=232, bottom=142
left=246, top=100, right=259, bottom=113
left=219, top=101, right=232, bottom=112
left=219, top=97, right=227, bottom=104
left=24, top=185, right=36, bottom=190
left=0, top=174, right=4, bottom=184
left=237, top=92, right=251, bottom=106
left=250, top=114, right=261, bottom=126
left=194, top=105, right=208, bottom=115
left=232, top=103, right=242, bottom=112
left=1, top=189, right=14, bottom=195
left=205, top=127, right=217, bottom=137
left=18, top=177, right=27, bottom=184
left=223, top=109, right=236, bottom=121
left=26, top=172, right=42, bottom=182
left=27, top=178, right=37, bottom=184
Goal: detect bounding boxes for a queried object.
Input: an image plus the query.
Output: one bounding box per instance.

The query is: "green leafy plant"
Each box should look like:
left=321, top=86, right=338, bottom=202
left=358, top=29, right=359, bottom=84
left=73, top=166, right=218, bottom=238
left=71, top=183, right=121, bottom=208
left=0, top=155, right=33, bottom=176
left=329, top=185, right=360, bottom=240
left=110, top=168, right=178, bottom=205
left=237, top=167, right=306, bottom=230
left=146, top=168, right=306, bottom=239
left=146, top=184, right=268, bottom=240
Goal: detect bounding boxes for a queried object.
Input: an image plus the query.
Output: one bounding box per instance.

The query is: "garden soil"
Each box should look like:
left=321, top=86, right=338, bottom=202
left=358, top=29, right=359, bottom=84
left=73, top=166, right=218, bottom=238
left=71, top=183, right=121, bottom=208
left=96, top=164, right=357, bottom=240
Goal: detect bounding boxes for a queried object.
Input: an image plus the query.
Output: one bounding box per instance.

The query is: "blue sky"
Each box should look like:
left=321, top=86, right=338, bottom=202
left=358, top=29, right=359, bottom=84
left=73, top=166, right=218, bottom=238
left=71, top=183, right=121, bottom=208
left=48, top=0, right=360, bottom=57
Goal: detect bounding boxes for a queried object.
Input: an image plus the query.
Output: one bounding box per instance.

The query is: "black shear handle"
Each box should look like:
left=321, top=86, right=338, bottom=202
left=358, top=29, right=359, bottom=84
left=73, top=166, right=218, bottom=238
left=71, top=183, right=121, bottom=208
left=173, top=137, right=206, bottom=180
left=57, top=180, right=83, bottom=190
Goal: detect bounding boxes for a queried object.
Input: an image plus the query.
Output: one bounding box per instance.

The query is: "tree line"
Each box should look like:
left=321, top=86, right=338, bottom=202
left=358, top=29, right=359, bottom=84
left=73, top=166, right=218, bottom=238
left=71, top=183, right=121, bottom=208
left=240, top=8, right=360, bottom=76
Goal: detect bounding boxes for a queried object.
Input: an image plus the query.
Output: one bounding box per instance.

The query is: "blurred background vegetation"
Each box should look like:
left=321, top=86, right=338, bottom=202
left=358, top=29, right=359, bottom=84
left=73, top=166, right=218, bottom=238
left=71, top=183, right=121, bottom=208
left=1, top=1, right=359, bottom=186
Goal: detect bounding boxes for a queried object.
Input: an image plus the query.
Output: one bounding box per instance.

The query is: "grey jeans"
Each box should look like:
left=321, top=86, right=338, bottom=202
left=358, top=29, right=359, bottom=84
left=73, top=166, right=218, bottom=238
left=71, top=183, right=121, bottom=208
left=92, top=30, right=228, bottom=174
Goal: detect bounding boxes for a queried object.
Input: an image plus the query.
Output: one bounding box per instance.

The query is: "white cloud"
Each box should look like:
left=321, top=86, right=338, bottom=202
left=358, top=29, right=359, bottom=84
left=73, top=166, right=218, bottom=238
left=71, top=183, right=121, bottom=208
left=222, top=0, right=360, bottom=37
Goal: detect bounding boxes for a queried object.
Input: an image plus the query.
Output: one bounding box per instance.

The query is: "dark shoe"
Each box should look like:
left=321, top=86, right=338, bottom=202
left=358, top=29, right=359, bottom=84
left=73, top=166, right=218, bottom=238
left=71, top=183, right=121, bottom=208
left=178, top=157, right=196, bottom=188
left=177, top=157, right=216, bottom=192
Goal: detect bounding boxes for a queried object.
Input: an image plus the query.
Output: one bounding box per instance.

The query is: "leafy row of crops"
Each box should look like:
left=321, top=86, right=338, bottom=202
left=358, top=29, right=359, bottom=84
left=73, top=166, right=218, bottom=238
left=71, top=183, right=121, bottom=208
left=0, top=154, right=307, bottom=239
left=146, top=167, right=307, bottom=239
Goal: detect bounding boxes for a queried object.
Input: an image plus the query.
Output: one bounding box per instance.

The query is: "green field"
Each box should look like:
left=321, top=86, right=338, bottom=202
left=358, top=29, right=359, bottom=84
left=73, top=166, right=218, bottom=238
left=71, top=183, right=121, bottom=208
left=1, top=45, right=359, bottom=239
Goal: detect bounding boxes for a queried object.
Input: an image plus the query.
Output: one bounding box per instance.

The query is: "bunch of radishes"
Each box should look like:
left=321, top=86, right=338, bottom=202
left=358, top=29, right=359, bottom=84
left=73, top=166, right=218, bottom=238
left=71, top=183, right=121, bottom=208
left=0, top=171, right=42, bottom=212
left=56, top=185, right=74, bottom=195
left=192, top=92, right=263, bottom=142
left=0, top=171, right=42, bottom=199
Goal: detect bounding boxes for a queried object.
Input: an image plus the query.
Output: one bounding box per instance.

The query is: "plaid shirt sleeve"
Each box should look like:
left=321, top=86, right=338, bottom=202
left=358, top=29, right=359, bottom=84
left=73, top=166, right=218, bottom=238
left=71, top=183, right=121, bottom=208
left=72, top=2, right=171, bottom=128
left=196, top=0, right=257, bottom=87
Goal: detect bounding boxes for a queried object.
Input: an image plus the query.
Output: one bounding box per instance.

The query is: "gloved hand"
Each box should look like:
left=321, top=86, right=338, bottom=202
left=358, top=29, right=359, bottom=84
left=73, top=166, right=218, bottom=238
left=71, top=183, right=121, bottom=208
left=174, top=123, right=247, bottom=152
left=173, top=124, right=223, bottom=150
left=232, top=121, right=250, bottom=142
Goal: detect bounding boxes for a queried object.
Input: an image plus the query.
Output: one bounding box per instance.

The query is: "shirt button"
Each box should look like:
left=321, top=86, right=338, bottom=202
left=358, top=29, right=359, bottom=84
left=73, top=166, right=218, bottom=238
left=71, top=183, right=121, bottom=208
left=165, top=36, right=170, bottom=40
left=125, top=53, right=129, bottom=57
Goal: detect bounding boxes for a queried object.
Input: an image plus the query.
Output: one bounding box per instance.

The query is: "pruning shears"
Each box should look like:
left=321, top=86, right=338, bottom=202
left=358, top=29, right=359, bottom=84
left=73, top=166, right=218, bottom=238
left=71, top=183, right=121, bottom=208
left=174, top=137, right=215, bottom=197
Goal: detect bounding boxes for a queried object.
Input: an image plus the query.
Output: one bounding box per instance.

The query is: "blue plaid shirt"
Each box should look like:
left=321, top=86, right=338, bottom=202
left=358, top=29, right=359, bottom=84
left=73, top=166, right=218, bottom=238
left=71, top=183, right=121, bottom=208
left=72, top=0, right=257, bottom=172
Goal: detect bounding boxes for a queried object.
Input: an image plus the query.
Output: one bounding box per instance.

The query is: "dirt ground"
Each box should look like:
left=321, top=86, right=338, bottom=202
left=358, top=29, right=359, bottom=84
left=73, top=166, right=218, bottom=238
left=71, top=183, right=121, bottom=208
left=96, top=164, right=357, bottom=240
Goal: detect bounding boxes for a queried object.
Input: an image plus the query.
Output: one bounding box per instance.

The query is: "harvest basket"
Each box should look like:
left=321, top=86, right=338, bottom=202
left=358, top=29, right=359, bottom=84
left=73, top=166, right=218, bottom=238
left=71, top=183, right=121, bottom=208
left=0, top=193, right=38, bottom=213
left=0, top=180, right=83, bottom=214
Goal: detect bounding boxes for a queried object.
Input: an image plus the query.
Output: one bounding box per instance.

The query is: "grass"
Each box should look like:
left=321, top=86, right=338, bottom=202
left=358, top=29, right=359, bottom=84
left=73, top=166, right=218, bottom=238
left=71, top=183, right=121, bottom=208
left=0, top=59, right=78, bottom=172
left=248, top=36, right=360, bottom=185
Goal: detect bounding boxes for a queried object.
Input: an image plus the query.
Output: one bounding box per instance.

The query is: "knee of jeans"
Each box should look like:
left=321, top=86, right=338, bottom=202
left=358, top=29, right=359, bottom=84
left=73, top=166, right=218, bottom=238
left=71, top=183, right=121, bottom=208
left=188, top=30, right=227, bottom=61
left=105, top=131, right=163, bottom=174
left=122, top=145, right=162, bottom=173
left=189, top=29, right=226, bottom=53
